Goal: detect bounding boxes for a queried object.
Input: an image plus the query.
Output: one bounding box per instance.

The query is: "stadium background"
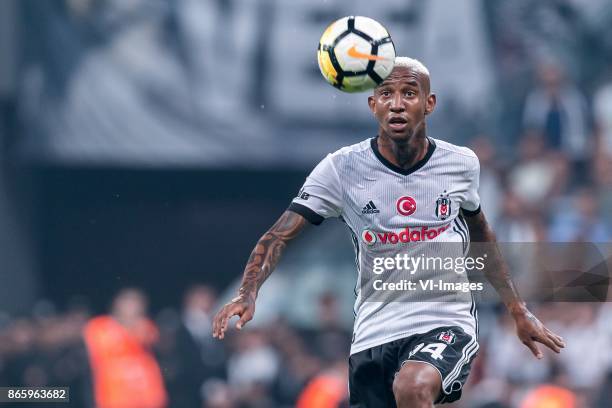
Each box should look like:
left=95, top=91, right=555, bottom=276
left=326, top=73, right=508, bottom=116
left=0, top=0, right=612, bottom=407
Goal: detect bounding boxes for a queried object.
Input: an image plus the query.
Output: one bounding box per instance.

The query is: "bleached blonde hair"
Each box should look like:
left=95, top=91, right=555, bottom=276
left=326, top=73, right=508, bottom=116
left=394, top=57, right=430, bottom=77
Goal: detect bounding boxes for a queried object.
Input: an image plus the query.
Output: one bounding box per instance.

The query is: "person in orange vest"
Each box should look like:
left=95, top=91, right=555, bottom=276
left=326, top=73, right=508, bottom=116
left=520, top=384, right=577, bottom=408
left=84, top=289, right=167, bottom=408
left=297, top=359, right=348, bottom=408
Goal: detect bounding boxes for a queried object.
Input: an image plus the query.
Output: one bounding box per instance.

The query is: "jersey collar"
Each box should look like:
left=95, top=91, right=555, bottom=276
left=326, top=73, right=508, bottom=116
left=370, top=136, right=436, bottom=176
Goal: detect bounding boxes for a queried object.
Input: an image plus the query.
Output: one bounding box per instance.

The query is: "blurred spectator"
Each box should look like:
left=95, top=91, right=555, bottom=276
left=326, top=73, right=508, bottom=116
left=548, top=188, right=610, bottom=242
left=308, top=292, right=351, bottom=363
left=520, top=384, right=578, bottom=408
left=594, top=370, right=612, bottom=408
left=470, top=136, right=503, bottom=227
left=0, top=301, right=92, bottom=405
left=556, top=304, right=611, bottom=389
left=592, top=149, right=612, bottom=229
left=508, top=131, right=569, bottom=207
left=522, top=63, right=592, bottom=165
left=296, top=358, right=348, bottom=408
left=494, top=191, right=539, bottom=242
left=169, top=285, right=226, bottom=408
left=2, top=319, right=40, bottom=386
left=593, top=66, right=612, bottom=156
left=492, top=191, right=545, bottom=299
left=202, top=378, right=236, bottom=408
left=227, top=329, right=280, bottom=393
left=83, top=288, right=167, bottom=408
left=270, top=321, right=323, bottom=406
left=464, top=377, right=512, bottom=408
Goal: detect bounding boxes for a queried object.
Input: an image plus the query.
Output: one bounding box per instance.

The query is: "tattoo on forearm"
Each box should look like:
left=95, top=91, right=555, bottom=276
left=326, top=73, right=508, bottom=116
left=238, top=211, right=307, bottom=298
left=465, top=211, right=523, bottom=308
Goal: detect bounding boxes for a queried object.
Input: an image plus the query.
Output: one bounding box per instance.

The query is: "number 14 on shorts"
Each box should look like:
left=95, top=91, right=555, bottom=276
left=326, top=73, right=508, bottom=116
left=409, top=342, right=448, bottom=360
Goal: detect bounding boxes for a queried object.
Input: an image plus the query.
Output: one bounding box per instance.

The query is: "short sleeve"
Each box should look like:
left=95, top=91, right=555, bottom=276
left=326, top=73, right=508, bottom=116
left=461, top=156, right=481, bottom=216
left=288, top=154, right=343, bottom=225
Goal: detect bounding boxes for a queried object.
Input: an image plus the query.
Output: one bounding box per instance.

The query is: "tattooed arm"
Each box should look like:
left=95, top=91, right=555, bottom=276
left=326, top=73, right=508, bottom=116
left=212, top=210, right=308, bottom=339
left=464, top=210, right=565, bottom=358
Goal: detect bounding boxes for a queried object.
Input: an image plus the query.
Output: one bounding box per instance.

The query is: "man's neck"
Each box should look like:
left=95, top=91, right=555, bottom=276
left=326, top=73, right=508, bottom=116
left=377, top=131, right=429, bottom=170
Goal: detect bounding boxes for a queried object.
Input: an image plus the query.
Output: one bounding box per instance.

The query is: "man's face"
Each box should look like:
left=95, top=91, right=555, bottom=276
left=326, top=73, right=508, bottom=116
left=368, top=66, right=436, bottom=142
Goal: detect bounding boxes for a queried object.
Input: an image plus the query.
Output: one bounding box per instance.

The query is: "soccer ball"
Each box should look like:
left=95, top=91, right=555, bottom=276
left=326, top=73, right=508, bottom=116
left=317, top=16, right=396, bottom=93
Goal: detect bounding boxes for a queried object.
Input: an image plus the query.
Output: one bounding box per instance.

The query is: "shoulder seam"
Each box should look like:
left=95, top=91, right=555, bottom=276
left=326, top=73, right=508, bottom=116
left=433, top=141, right=478, bottom=159
left=332, top=139, right=372, bottom=157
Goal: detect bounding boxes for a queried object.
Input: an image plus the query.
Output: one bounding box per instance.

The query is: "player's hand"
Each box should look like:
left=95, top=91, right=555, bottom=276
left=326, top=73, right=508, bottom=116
left=513, top=308, right=565, bottom=359
left=212, top=293, right=256, bottom=340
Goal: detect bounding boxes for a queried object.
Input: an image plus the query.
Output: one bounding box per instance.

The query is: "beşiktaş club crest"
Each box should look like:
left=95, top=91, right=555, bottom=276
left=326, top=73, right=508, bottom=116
left=435, top=191, right=452, bottom=220
left=437, top=330, right=456, bottom=345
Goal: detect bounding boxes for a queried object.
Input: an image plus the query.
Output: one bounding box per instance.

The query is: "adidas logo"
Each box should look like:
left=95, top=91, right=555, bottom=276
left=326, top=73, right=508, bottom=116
left=362, top=201, right=380, bottom=214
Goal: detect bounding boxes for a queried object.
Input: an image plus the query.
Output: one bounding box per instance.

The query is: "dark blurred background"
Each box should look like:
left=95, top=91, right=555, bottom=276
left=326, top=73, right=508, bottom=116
left=0, top=0, right=611, bottom=407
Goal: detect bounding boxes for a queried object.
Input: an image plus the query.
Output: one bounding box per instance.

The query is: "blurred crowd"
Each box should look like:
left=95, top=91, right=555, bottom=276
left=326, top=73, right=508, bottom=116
left=473, top=61, right=612, bottom=245
left=0, top=287, right=352, bottom=408
left=2, top=287, right=612, bottom=407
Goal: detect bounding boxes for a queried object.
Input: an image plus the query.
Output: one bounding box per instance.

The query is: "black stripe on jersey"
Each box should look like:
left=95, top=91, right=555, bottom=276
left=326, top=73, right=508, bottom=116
left=461, top=205, right=481, bottom=217
left=454, top=217, right=469, bottom=242
left=457, top=214, right=470, bottom=231
left=453, top=219, right=467, bottom=241
left=457, top=215, right=478, bottom=339
left=341, top=217, right=360, bottom=318
left=457, top=214, right=470, bottom=242
left=453, top=226, right=466, bottom=254
left=453, top=219, right=468, bottom=254
left=350, top=229, right=360, bottom=318
left=288, top=202, right=324, bottom=225
left=347, top=228, right=360, bottom=274
left=470, top=291, right=479, bottom=339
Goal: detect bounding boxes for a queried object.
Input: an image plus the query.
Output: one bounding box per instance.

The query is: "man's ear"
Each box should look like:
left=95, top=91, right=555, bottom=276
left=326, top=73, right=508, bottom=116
left=368, top=95, right=376, bottom=114
left=424, top=93, right=436, bottom=115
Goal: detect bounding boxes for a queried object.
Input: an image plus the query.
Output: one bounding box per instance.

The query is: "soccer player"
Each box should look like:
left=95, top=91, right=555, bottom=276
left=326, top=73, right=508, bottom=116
left=212, top=57, right=566, bottom=407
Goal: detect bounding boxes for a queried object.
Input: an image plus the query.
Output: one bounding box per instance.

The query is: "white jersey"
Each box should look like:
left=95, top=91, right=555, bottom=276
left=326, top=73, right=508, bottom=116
left=289, top=137, right=481, bottom=355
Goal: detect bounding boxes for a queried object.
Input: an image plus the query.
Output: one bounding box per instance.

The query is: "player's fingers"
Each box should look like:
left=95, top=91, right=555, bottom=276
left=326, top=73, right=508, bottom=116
left=539, top=334, right=561, bottom=353
left=213, top=308, right=229, bottom=338
left=236, top=309, right=254, bottom=330
left=544, top=329, right=565, bottom=348
left=212, top=310, right=223, bottom=338
left=532, top=331, right=559, bottom=354
left=220, top=305, right=243, bottom=339
left=213, top=305, right=236, bottom=339
left=523, top=338, right=543, bottom=359
left=219, top=311, right=233, bottom=339
left=554, top=335, right=566, bottom=348
left=218, top=315, right=230, bottom=339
